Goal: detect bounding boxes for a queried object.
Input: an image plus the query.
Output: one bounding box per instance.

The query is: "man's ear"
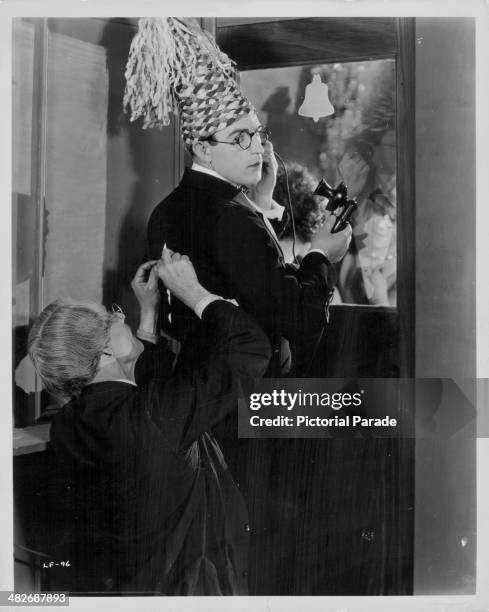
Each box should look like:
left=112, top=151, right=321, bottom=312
left=192, top=140, right=212, bottom=165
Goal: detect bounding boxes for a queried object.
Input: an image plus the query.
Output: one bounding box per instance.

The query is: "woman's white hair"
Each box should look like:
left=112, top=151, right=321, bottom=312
left=28, top=299, right=112, bottom=402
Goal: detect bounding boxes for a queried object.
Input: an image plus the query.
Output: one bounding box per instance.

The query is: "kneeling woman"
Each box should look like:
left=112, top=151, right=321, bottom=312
left=28, top=251, right=270, bottom=595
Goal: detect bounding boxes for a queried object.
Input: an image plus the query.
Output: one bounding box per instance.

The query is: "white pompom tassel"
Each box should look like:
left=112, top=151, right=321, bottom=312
left=123, top=17, right=235, bottom=129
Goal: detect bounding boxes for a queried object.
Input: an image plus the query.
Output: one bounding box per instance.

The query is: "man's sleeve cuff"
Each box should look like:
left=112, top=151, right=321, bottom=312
left=307, top=248, right=327, bottom=258
left=194, top=294, right=224, bottom=319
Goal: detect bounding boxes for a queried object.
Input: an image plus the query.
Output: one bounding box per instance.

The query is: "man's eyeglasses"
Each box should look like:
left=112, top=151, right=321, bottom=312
left=204, top=126, right=271, bottom=151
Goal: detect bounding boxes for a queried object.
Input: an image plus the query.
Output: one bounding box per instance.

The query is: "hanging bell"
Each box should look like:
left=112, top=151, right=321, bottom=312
left=298, top=74, right=335, bottom=122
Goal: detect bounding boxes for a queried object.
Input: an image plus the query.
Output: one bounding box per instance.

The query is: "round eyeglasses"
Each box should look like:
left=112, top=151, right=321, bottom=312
left=205, top=126, right=271, bottom=151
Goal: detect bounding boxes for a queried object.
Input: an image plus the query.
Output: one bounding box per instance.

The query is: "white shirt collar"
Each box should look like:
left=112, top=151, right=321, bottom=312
left=112, top=378, right=137, bottom=387
left=245, top=197, right=285, bottom=221
left=191, top=161, right=284, bottom=220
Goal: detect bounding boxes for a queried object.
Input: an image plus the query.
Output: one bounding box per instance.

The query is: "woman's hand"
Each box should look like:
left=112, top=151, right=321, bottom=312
left=131, top=260, right=159, bottom=312
left=310, top=213, right=352, bottom=263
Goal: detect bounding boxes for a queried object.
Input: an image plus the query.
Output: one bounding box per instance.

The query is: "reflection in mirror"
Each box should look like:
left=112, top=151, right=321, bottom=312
left=241, top=60, right=397, bottom=307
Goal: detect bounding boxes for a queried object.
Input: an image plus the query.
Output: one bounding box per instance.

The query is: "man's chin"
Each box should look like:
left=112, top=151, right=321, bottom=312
left=243, top=173, right=261, bottom=189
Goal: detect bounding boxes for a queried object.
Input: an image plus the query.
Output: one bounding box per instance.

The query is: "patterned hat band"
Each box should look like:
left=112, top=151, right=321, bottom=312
left=177, top=58, right=255, bottom=145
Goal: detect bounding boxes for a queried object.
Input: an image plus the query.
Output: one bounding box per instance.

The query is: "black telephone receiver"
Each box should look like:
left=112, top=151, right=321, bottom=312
left=313, top=179, right=358, bottom=233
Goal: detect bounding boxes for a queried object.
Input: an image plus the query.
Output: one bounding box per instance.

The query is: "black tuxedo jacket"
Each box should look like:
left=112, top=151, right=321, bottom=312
left=148, top=168, right=336, bottom=375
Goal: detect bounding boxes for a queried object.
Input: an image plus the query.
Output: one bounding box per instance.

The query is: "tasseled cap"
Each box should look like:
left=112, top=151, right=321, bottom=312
left=123, top=18, right=255, bottom=147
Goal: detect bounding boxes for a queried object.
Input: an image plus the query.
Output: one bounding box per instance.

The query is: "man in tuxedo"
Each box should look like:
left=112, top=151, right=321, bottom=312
left=148, top=112, right=351, bottom=376
left=123, top=20, right=350, bottom=375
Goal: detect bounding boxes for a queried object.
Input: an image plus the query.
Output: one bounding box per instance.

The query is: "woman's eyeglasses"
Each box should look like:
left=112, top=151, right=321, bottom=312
left=110, top=303, right=126, bottom=322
